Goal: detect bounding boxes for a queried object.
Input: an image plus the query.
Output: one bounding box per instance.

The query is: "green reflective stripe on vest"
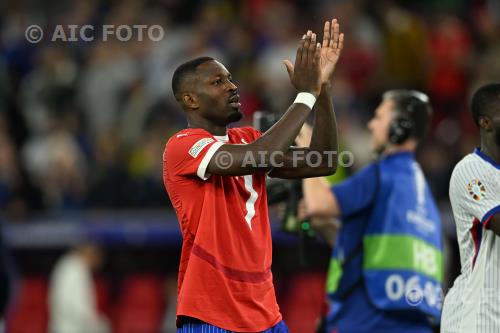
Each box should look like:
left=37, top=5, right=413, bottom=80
left=363, top=234, right=443, bottom=282
left=326, top=258, right=343, bottom=293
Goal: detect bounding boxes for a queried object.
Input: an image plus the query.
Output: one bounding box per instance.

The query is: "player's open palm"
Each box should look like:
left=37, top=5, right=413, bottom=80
left=319, top=19, right=344, bottom=84
left=284, top=31, right=322, bottom=96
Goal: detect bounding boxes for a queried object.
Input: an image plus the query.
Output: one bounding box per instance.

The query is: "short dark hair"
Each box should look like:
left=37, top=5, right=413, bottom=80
left=383, top=89, right=432, bottom=141
left=171, top=56, right=214, bottom=101
left=471, top=83, right=500, bottom=127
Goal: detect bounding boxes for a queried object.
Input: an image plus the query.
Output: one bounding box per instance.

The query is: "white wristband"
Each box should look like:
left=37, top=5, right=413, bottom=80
left=294, top=92, right=317, bottom=110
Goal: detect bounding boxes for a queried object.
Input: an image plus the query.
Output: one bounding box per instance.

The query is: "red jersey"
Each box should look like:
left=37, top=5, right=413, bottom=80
left=163, top=127, right=281, bottom=332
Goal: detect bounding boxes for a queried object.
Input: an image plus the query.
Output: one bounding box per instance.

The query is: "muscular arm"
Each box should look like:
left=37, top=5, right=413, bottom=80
left=309, top=83, right=338, bottom=153
left=207, top=102, right=314, bottom=176
left=206, top=31, right=322, bottom=177
left=269, top=83, right=338, bottom=179
left=269, top=19, right=343, bottom=179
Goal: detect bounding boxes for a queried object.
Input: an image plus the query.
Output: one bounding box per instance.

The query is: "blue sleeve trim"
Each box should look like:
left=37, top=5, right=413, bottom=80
left=481, top=205, right=500, bottom=225
left=474, top=148, right=500, bottom=170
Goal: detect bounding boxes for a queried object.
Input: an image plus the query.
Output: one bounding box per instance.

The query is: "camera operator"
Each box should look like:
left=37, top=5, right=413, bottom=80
left=299, top=90, right=443, bottom=333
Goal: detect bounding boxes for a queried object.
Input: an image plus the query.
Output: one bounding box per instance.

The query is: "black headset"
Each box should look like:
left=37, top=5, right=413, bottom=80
left=387, top=91, right=429, bottom=145
left=388, top=116, right=414, bottom=144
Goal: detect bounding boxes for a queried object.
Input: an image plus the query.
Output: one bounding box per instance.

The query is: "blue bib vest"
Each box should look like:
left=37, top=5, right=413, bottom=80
left=326, top=153, right=443, bottom=322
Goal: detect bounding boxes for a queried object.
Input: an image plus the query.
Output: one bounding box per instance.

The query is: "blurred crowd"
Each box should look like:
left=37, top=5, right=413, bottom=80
left=0, top=0, right=500, bottom=221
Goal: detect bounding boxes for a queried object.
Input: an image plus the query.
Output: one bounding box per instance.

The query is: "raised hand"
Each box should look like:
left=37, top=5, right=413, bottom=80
left=319, top=19, right=344, bottom=84
left=284, top=30, right=322, bottom=97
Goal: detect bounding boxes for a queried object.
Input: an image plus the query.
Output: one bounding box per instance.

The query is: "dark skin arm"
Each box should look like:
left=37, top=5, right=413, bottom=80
left=207, top=31, right=323, bottom=176
left=269, top=19, right=343, bottom=179
left=268, top=82, right=338, bottom=178
left=206, top=20, right=344, bottom=177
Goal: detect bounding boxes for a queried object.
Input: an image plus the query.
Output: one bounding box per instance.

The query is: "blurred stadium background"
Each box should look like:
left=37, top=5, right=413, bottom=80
left=0, top=0, right=499, bottom=332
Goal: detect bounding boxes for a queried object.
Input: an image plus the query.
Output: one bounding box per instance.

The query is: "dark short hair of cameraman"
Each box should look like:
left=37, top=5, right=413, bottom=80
left=300, top=90, right=443, bottom=333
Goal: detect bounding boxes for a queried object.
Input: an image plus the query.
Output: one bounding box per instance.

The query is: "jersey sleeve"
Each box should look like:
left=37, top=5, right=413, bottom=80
left=164, top=134, right=224, bottom=180
left=331, top=163, right=378, bottom=219
left=450, top=160, right=500, bottom=228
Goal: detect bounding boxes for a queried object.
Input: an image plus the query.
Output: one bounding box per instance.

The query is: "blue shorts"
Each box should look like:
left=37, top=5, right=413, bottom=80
left=177, top=318, right=289, bottom=333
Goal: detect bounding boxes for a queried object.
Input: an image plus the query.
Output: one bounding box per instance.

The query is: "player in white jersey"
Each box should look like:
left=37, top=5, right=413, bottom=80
left=441, top=83, right=500, bottom=333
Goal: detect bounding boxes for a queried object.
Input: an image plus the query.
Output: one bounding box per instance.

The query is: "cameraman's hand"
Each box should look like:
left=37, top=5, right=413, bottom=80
left=297, top=199, right=308, bottom=221
left=283, top=31, right=322, bottom=97
left=295, top=123, right=313, bottom=147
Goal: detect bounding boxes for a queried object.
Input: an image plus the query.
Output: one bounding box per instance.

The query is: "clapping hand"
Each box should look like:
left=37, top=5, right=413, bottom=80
left=283, top=31, right=322, bottom=97
left=284, top=19, right=344, bottom=89
left=319, top=19, right=344, bottom=84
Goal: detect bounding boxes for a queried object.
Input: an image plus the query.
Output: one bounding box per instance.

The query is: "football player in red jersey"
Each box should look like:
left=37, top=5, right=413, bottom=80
left=164, top=20, right=344, bottom=333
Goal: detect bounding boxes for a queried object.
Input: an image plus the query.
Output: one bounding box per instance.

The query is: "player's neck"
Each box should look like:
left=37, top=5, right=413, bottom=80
left=480, top=141, right=500, bottom=165
left=187, top=117, right=227, bottom=136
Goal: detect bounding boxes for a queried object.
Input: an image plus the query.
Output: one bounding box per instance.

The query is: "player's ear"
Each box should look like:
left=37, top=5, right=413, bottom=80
left=479, top=116, right=492, bottom=131
left=182, top=93, right=199, bottom=110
